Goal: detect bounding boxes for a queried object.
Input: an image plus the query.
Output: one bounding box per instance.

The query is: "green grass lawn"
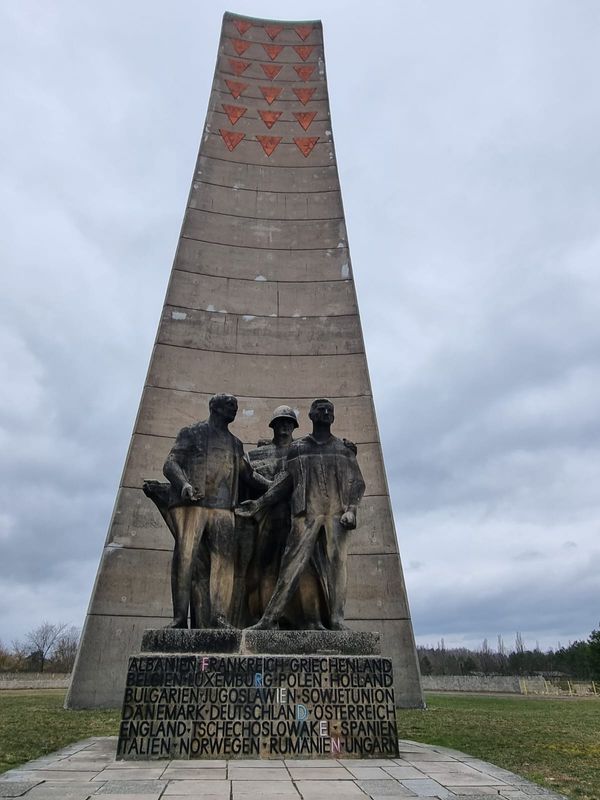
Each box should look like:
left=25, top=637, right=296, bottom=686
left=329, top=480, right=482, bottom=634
left=1, top=690, right=598, bottom=800
left=400, top=693, right=600, bottom=800
left=0, top=690, right=120, bottom=774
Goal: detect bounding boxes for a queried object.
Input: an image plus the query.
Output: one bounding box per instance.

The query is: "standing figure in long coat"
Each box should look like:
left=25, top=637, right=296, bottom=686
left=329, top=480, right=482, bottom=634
left=238, top=398, right=365, bottom=630
left=146, top=393, right=269, bottom=629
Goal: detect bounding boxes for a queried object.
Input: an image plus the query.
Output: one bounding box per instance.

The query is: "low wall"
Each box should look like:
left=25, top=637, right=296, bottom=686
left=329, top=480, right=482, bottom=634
left=421, top=675, right=546, bottom=694
left=0, top=672, right=71, bottom=690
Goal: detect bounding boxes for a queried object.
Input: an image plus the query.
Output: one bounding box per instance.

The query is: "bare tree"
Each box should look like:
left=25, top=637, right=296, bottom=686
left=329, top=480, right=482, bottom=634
left=51, top=627, right=80, bottom=672
left=0, top=639, right=16, bottom=670
left=25, top=622, right=68, bottom=672
left=10, top=638, right=29, bottom=669
left=479, top=638, right=495, bottom=674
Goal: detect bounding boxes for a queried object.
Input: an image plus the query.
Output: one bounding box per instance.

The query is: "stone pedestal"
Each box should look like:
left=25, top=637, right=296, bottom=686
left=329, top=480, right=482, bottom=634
left=116, top=629, right=399, bottom=760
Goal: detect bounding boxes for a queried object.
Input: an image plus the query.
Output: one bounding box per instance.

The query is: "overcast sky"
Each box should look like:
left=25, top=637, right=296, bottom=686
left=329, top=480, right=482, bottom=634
left=1, top=0, right=599, bottom=653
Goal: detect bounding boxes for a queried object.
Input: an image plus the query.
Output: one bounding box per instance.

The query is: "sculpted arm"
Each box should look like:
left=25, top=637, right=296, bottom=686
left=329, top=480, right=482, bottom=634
left=239, top=454, right=272, bottom=494
left=256, top=469, right=293, bottom=509
left=163, top=428, right=194, bottom=501
left=236, top=470, right=293, bottom=517
left=340, top=447, right=366, bottom=530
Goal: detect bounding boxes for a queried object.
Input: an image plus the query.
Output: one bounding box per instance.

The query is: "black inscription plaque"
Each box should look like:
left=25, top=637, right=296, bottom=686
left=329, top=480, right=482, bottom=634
left=117, top=654, right=399, bottom=759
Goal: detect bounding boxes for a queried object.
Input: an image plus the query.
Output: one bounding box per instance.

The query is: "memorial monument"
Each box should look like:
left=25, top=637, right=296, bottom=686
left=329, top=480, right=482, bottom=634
left=116, top=395, right=398, bottom=759
left=66, top=11, right=423, bottom=716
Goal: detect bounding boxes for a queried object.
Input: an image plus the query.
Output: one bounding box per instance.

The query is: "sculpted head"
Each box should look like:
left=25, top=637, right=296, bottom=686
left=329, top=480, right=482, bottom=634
left=309, top=398, right=334, bottom=426
left=209, top=393, right=238, bottom=424
left=269, top=405, right=299, bottom=440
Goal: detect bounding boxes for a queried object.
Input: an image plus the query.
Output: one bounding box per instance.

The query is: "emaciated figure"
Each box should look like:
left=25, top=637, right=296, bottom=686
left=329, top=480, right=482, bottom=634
left=238, top=398, right=365, bottom=631
left=147, top=393, right=269, bottom=629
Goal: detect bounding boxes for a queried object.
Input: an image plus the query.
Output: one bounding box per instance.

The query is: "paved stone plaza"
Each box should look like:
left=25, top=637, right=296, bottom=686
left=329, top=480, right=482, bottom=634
left=0, top=737, right=566, bottom=799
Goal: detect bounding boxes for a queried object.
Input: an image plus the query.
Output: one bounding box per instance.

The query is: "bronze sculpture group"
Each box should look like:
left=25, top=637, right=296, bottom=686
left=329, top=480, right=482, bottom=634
left=144, top=394, right=365, bottom=632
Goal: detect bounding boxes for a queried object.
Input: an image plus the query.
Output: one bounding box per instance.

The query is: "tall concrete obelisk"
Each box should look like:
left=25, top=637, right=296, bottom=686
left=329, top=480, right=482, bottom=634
left=67, top=12, right=423, bottom=709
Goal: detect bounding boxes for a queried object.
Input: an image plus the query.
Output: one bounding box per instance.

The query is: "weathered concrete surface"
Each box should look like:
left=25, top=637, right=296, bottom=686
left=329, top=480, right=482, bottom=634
left=165, top=274, right=359, bottom=317
left=108, top=487, right=399, bottom=555
left=240, top=630, right=381, bottom=656
left=67, top=12, right=423, bottom=710
left=140, top=628, right=381, bottom=656
left=158, top=307, right=363, bottom=355
left=142, top=628, right=243, bottom=653
left=120, top=434, right=387, bottom=494
left=86, top=548, right=410, bottom=619
left=176, top=237, right=351, bottom=281
left=135, top=388, right=381, bottom=442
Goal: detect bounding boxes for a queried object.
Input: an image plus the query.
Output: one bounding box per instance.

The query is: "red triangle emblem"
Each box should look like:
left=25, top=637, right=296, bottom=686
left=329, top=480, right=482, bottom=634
left=259, top=86, right=283, bottom=105
left=256, top=135, right=282, bottom=157
left=232, top=19, right=252, bottom=36
left=260, top=63, right=283, bottom=80
left=262, top=43, right=284, bottom=61
left=222, top=104, right=247, bottom=125
left=292, top=87, right=316, bottom=105
left=264, top=24, right=283, bottom=40
left=293, top=65, right=315, bottom=81
left=231, top=38, right=251, bottom=56
left=220, top=129, right=245, bottom=151
left=258, top=110, right=283, bottom=129
left=228, top=58, right=250, bottom=76
left=294, top=136, right=318, bottom=157
left=225, top=80, right=248, bottom=99
left=293, top=111, right=317, bottom=131
left=294, top=25, right=313, bottom=41
left=293, top=45, right=314, bottom=61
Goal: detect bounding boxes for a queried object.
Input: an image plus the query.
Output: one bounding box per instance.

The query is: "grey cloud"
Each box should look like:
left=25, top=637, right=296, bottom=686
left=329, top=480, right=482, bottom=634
left=1, top=0, right=599, bottom=649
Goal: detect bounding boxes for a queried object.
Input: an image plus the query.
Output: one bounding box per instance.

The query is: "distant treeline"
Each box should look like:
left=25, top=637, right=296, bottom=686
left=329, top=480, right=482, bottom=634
left=0, top=622, right=79, bottom=673
left=418, top=628, right=600, bottom=680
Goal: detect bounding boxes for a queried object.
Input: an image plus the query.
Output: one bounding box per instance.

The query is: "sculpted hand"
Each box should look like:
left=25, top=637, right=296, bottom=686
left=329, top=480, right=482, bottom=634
left=181, top=483, right=195, bottom=501
left=235, top=500, right=260, bottom=518
left=340, top=511, right=356, bottom=530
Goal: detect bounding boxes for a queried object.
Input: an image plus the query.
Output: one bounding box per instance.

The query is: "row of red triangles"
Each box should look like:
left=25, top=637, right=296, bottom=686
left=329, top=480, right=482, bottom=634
left=232, top=19, right=314, bottom=41
left=222, top=104, right=316, bottom=130
left=227, top=60, right=317, bottom=81
left=220, top=130, right=319, bottom=157
left=225, top=81, right=316, bottom=105
left=229, top=40, right=315, bottom=61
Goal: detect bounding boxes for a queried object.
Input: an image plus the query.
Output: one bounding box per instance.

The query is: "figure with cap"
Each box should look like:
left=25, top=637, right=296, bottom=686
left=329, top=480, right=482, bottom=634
left=240, top=405, right=301, bottom=623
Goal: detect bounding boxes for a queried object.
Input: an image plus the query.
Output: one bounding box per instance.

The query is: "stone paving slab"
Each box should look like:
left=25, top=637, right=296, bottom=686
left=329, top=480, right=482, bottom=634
left=401, top=777, right=459, bottom=797
left=345, top=766, right=393, bottom=779
left=228, top=767, right=290, bottom=780
left=0, top=784, right=43, bottom=798
left=287, top=767, right=353, bottom=780
left=356, top=778, right=418, bottom=796
left=385, top=766, right=442, bottom=780
left=295, top=781, right=367, bottom=798
left=163, top=780, right=231, bottom=796
left=232, top=781, right=300, bottom=797
left=95, top=783, right=166, bottom=794
left=0, top=738, right=569, bottom=800
left=21, top=787, right=98, bottom=800
left=159, top=768, right=227, bottom=780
